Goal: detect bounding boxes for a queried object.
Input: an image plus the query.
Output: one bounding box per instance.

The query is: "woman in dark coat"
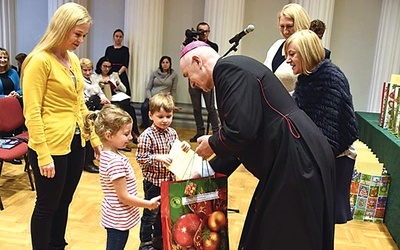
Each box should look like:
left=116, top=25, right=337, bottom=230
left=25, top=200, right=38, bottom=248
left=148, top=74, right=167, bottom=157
left=180, top=41, right=335, bottom=250
left=285, top=30, right=358, bottom=224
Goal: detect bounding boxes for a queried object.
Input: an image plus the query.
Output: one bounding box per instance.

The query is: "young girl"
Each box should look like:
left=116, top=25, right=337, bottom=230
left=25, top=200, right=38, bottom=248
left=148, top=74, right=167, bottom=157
left=85, top=104, right=160, bottom=250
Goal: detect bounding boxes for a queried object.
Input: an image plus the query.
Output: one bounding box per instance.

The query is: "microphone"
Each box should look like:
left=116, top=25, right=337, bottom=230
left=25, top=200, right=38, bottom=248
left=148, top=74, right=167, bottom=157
left=228, top=24, right=255, bottom=44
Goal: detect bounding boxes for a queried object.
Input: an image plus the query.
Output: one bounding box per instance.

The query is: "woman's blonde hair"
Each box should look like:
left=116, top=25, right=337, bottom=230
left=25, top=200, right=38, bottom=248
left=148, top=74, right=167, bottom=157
left=284, top=30, right=325, bottom=75
left=21, top=3, right=92, bottom=87
left=149, top=93, right=175, bottom=114
left=80, top=57, right=93, bottom=69
left=0, top=48, right=11, bottom=71
left=84, top=104, right=132, bottom=142
left=278, top=3, right=310, bottom=33
left=31, top=2, right=92, bottom=54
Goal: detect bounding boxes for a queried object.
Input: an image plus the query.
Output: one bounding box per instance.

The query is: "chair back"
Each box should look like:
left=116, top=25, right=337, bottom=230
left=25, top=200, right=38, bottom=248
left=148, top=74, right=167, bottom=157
left=0, top=98, right=24, bottom=133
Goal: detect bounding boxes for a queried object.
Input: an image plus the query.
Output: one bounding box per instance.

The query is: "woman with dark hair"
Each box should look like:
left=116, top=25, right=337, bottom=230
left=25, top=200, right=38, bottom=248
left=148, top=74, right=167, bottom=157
left=140, top=55, right=179, bottom=129
left=93, top=56, right=140, bottom=144
left=105, top=29, right=131, bottom=96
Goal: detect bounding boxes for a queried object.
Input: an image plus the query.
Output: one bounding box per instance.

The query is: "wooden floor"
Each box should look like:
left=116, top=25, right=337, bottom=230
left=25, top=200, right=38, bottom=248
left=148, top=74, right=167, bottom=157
left=0, top=128, right=398, bottom=250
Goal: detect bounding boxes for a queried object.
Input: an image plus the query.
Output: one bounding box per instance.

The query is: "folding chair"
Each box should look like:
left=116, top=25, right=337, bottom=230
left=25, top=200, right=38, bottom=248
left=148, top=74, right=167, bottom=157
left=0, top=97, right=34, bottom=210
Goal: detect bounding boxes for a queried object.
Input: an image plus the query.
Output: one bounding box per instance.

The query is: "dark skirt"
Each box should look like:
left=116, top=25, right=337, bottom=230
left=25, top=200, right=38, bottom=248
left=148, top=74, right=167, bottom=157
left=334, top=156, right=355, bottom=224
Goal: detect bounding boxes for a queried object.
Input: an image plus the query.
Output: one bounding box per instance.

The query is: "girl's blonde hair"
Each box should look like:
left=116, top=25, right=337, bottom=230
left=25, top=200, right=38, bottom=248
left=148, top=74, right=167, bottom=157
left=278, top=3, right=310, bottom=33
left=84, top=104, right=132, bottom=141
left=149, top=93, right=175, bottom=114
left=284, top=30, right=325, bottom=75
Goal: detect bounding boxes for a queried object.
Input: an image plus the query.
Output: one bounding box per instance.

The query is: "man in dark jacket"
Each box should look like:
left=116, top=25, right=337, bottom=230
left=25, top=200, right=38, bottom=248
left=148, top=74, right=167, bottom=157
left=180, top=41, right=336, bottom=250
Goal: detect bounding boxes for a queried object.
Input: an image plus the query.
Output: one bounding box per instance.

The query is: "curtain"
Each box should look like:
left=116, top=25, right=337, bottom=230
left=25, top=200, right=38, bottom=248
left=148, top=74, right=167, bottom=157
left=48, top=0, right=90, bottom=59
left=204, top=0, right=245, bottom=56
left=368, top=0, right=400, bottom=112
left=292, top=0, right=335, bottom=48
left=0, top=0, right=16, bottom=58
left=124, top=0, right=165, bottom=102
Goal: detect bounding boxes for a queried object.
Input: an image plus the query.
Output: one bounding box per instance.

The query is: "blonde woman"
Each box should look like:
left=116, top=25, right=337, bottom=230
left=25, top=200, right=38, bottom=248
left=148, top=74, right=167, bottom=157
left=285, top=30, right=358, bottom=224
left=22, top=3, right=101, bottom=249
left=263, top=3, right=310, bottom=92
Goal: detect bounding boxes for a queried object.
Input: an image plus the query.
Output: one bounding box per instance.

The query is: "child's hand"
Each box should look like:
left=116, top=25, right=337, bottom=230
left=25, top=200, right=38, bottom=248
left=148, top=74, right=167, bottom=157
left=156, top=154, right=173, bottom=165
left=181, top=141, right=191, bottom=153
left=148, top=196, right=161, bottom=210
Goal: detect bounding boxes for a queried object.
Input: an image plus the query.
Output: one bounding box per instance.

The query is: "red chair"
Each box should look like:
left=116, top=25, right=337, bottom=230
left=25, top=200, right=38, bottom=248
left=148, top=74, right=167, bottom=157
left=0, top=97, right=34, bottom=210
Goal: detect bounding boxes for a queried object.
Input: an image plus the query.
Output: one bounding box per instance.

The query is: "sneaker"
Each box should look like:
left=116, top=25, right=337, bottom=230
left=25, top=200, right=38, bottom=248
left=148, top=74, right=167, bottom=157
left=152, top=236, right=163, bottom=249
left=190, top=133, right=204, bottom=142
left=139, top=241, right=155, bottom=250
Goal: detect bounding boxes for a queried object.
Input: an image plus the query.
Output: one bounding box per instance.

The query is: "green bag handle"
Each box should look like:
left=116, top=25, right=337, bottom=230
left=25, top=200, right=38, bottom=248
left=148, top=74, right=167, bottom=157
left=181, top=151, right=196, bottom=181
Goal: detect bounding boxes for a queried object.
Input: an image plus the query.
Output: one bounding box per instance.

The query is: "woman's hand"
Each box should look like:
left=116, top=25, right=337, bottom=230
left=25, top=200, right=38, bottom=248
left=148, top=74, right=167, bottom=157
left=40, top=162, right=55, bottom=178
left=8, top=91, right=20, bottom=98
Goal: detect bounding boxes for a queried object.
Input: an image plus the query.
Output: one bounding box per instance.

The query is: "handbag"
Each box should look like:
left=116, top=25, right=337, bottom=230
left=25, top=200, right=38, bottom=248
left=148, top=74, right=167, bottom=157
left=86, top=95, right=103, bottom=111
left=161, top=159, right=229, bottom=250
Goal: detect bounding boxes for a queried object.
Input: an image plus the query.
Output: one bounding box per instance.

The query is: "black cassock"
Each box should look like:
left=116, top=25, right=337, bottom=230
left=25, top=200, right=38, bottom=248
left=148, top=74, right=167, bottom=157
left=209, top=55, right=335, bottom=250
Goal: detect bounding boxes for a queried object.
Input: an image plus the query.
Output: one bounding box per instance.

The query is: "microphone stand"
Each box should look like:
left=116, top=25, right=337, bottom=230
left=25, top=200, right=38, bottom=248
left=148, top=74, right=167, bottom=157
left=222, top=41, right=240, bottom=58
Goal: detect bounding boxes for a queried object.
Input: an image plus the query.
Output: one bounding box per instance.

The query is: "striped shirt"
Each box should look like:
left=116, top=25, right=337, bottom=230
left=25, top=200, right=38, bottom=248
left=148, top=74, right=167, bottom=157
left=136, top=125, right=177, bottom=186
left=99, top=150, right=141, bottom=231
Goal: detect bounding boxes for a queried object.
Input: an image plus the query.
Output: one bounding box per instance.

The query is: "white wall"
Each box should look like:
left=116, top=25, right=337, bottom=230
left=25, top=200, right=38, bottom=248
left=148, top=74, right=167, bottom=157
left=89, top=0, right=124, bottom=65
left=162, top=0, right=205, bottom=104
left=14, top=0, right=383, bottom=112
left=241, top=0, right=289, bottom=62
left=15, top=0, right=48, bottom=56
left=330, top=0, right=382, bottom=111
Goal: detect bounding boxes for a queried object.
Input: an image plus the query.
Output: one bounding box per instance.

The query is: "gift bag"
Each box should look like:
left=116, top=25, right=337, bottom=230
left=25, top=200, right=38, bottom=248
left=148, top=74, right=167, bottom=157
left=161, top=173, right=229, bottom=250
left=350, top=169, right=391, bottom=223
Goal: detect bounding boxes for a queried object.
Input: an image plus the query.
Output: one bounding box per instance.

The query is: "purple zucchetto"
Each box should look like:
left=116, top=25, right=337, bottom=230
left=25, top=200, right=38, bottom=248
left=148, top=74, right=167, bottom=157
left=180, top=41, right=210, bottom=58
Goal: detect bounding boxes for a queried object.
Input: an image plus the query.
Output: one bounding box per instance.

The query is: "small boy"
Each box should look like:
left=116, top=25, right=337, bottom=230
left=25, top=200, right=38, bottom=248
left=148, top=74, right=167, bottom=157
left=136, top=93, right=189, bottom=250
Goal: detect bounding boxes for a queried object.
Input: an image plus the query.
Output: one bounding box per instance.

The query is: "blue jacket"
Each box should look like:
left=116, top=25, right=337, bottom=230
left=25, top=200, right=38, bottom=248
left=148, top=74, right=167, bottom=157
left=0, top=68, right=21, bottom=97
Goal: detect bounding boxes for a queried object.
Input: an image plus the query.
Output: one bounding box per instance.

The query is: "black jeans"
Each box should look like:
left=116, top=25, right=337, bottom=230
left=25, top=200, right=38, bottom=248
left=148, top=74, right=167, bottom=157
left=139, top=180, right=161, bottom=243
left=30, top=135, right=84, bottom=250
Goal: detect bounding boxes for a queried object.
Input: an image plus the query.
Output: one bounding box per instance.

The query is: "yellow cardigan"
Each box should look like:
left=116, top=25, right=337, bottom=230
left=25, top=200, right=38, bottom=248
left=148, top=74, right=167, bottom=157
left=23, top=50, right=101, bottom=167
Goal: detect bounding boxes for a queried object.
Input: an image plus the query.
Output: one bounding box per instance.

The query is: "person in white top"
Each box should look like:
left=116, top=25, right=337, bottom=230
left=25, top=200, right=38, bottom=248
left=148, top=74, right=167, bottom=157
left=263, top=3, right=310, bottom=93
left=80, top=58, right=110, bottom=173
left=93, top=56, right=140, bottom=145
left=84, top=104, right=160, bottom=250
left=80, top=57, right=110, bottom=108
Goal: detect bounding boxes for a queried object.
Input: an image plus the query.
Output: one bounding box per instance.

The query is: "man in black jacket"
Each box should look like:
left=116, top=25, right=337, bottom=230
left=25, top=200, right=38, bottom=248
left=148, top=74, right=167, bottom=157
left=180, top=41, right=335, bottom=250
left=187, top=22, right=220, bottom=142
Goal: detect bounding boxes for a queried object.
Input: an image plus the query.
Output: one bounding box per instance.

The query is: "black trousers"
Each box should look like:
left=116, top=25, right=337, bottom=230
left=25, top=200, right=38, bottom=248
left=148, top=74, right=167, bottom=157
left=29, top=135, right=84, bottom=250
left=112, top=99, right=140, bottom=136
left=188, top=84, right=219, bottom=133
